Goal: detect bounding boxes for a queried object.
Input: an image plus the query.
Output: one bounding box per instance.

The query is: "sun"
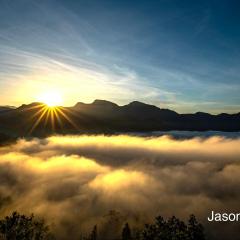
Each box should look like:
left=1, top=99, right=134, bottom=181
left=28, top=91, right=79, bottom=134
left=39, top=92, right=62, bottom=107
left=38, top=91, right=63, bottom=107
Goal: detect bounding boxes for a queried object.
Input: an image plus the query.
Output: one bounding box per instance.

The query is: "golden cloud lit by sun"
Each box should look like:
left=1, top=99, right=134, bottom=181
left=0, top=134, right=240, bottom=239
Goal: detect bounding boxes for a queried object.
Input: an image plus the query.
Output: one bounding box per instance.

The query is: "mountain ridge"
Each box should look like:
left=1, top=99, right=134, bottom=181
left=1, top=100, right=239, bottom=115
left=0, top=100, right=239, bottom=140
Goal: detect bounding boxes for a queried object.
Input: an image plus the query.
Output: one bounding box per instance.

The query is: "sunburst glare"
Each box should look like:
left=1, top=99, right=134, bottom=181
left=23, top=92, right=79, bottom=134
left=38, top=91, right=63, bottom=107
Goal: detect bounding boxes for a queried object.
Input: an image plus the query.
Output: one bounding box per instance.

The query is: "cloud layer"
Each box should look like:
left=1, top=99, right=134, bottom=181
left=0, top=134, right=240, bottom=239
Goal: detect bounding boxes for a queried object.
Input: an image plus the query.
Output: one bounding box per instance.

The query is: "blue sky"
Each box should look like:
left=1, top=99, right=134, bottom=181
left=0, top=0, right=239, bottom=113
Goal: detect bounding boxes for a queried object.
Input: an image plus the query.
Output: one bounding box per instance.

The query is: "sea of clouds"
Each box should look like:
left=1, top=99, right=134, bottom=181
left=0, top=134, right=240, bottom=239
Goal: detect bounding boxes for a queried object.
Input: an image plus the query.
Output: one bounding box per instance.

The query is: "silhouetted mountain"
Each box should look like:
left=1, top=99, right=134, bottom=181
left=0, top=100, right=239, bottom=140
left=0, top=106, right=15, bottom=113
left=17, top=102, right=43, bottom=110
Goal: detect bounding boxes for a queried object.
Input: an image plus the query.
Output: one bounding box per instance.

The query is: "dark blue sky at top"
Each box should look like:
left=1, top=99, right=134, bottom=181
left=0, top=0, right=239, bottom=113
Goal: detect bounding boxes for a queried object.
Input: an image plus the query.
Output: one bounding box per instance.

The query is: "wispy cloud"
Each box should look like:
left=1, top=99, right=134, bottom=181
left=0, top=0, right=239, bottom=113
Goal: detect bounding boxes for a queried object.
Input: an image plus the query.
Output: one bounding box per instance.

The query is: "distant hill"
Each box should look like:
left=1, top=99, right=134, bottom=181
left=0, top=100, right=239, bottom=140
left=0, top=106, right=15, bottom=113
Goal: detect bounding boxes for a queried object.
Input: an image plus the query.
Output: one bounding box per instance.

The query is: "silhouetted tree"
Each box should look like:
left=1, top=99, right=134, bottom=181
left=188, top=215, right=205, bottom=240
left=142, top=216, right=168, bottom=240
left=167, top=216, right=189, bottom=240
left=122, top=223, right=131, bottom=240
left=0, top=211, right=54, bottom=240
left=140, top=214, right=205, bottom=240
left=134, top=230, right=141, bottom=240
left=90, top=225, right=97, bottom=240
left=83, top=225, right=97, bottom=240
left=0, top=211, right=206, bottom=240
left=100, top=210, right=125, bottom=240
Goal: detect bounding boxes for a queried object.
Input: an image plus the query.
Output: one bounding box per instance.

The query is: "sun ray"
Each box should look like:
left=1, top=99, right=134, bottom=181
left=53, top=107, right=63, bottom=130
left=29, top=105, right=48, bottom=120
left=56, top=107, right=80, bottom=131
left=50, top=108, right=56, bottom=131
left=44, top=108, right=51, bottom=127
left=29, top=106, right=49, bottom=134
left=26, top=91, right=80, bottom=134
left=20, top=103, right=46, bottom=112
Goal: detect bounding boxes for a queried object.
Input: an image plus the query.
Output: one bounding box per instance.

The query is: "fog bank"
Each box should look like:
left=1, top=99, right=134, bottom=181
left=0, top=135, right=240, bottom=239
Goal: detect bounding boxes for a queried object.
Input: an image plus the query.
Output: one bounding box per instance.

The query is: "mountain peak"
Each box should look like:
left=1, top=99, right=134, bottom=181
left=128, top=101, right=146, bottom=106
left=126, top=101, right=159, bottom=109
left=74, top=102, right=86, bottom=108
left=0, top=106, right=15, bottom=113
left=92, top=99, right=119, bottom=107
left=17, top=102, right=44, bottom=110
left=195, top=112, right=211, bottom=116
